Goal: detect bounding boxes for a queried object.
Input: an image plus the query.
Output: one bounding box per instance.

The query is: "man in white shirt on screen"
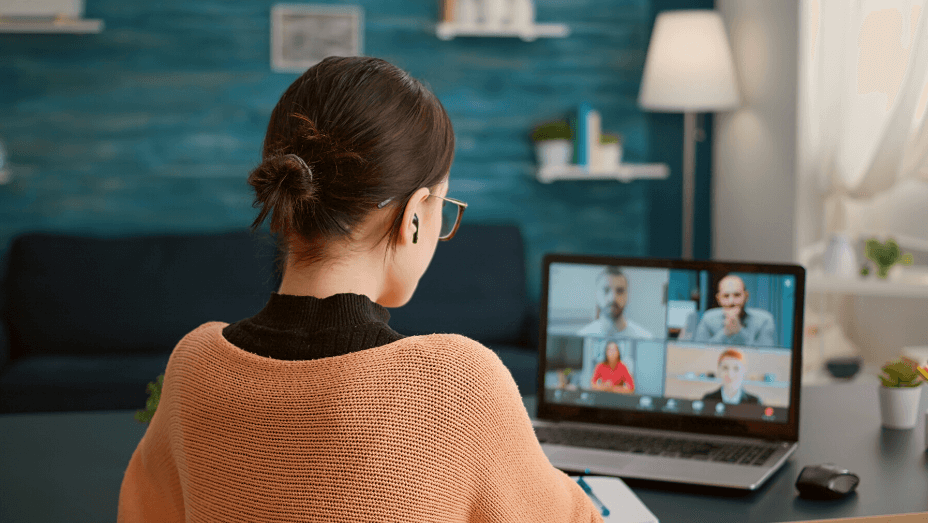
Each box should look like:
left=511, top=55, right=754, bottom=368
left=577, top=266, right=654, bottom=339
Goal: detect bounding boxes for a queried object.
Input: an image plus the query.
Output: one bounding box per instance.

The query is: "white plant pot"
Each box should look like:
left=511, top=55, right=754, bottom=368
left=535, top=139, right=572, bottom=168
left=878, top=385, right=922, bottom=429
left=600, top=142, right=623, bottom=170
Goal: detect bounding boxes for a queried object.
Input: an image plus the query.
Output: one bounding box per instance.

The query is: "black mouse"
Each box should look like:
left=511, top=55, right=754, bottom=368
left=796, top=463, right=859, bottom=499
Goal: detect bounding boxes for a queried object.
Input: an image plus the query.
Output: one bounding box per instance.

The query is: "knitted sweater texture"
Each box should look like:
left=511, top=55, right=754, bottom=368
left=117, top=322, right=602, bottom=522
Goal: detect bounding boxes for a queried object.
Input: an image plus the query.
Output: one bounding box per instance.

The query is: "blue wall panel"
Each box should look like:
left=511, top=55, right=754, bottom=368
left=0, top=0, right=712, bottom=303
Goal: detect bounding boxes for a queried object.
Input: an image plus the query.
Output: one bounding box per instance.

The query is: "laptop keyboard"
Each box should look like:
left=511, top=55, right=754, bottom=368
left=534, top=426, right=777, bottom=466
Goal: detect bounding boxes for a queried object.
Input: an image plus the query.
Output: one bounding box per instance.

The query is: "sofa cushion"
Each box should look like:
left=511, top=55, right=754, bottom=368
left=0, top=354, right=171, bottom=413
left=388, top=224, right=530, bottom=346
left=3, top=230, right=279, bottom=358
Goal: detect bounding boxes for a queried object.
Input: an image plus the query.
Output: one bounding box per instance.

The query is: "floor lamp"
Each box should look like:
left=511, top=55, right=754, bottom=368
left=638, top=10, right=740, bottom=259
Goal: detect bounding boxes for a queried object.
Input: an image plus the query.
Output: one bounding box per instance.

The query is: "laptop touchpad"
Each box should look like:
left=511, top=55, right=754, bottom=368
left=542, top=445, right=634, bottom=471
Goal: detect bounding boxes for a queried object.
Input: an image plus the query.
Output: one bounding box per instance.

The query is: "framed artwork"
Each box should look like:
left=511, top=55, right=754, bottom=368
left=271, top=4, right=364, bottom=73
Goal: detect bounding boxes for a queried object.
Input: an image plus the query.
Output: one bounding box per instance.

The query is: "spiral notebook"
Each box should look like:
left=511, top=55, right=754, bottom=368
left=569, top=475, right=659, bottom=523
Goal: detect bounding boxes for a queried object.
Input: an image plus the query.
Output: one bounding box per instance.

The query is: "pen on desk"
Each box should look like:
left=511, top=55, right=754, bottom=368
left=577, top=469, right=610, bottom=517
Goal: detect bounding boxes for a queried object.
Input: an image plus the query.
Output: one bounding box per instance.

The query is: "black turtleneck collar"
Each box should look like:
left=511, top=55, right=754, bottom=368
left=222, top=293, right=405, bottom=361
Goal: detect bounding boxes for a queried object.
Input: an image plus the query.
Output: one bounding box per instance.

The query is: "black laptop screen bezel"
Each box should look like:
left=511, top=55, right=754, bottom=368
left=536, top=253, right=805, bottom=442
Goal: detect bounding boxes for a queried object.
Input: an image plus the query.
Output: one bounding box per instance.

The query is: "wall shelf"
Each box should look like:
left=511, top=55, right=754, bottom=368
left=536, top=163, right=669, bottom=184
left=0, top=17, right=103, bottom=33
left=806, top=270, right=928, bottom=299
left=436, top=22, right=569, bottom=41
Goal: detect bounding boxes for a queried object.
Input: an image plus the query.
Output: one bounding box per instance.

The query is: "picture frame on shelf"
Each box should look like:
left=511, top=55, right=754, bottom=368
left=271, top=4, right=363, bottom=73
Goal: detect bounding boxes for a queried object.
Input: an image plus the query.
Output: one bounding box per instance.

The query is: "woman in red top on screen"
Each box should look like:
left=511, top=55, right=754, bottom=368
left=590, top=340, right=635, bottom=393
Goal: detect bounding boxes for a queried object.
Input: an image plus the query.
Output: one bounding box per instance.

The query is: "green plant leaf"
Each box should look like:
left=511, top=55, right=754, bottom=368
left=135, top=373, right=164, bottom=424
left=880, top=358, right=923, bottom=387
left=531, top=121, right=572, bottom=141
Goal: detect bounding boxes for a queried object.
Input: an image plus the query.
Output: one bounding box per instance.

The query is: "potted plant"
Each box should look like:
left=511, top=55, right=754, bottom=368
left=531, top=120, right=572, bottom=169
left=877, top=357, right=923, bottom=429
left=599, top=133, right=623, bottom=170
left=865, top=237, right=913, bottom=279
left=135, top=373, right=164, bottom=424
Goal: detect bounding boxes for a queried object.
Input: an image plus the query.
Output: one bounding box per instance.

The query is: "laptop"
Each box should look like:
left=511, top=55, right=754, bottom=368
left=533, top=254, right=806, bottom=490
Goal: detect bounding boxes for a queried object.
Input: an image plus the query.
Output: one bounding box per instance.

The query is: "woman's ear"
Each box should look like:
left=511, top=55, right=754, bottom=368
left=398, top=187, right=431, bottom=246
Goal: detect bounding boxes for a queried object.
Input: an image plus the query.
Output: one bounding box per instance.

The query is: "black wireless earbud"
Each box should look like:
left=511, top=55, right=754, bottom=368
left=412, top=214, right=419, bottom=244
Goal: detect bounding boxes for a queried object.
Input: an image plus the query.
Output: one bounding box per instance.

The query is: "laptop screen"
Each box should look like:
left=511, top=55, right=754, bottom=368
left=538, top=255, right=805, bottom=439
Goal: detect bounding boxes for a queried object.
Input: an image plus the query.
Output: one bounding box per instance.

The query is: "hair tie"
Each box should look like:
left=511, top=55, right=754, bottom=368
left=284, top=153, right=312, bottom=180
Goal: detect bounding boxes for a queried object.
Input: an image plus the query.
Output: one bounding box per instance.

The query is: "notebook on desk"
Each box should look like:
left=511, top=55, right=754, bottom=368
left=533, top=254, right=806, bottom=490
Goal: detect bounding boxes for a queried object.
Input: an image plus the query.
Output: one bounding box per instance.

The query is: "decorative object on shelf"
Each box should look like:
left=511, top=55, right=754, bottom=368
left=599, top=134, right=624, bottom=172
left=531, top=120, right=572, bottom=170
left=877, top=357, right=923, bottom=429
left=0, top=0, right=102, bottom=33
left=864, top=237, right=913, bottom=279
left=825, top=356, right=862, bottom=379
left=271, top=4, right=363, bottom=73
left=571, top=102, right=595, bottom=168
left=638, top=9, right=740, bottom=260
left=533, top=106, right=669, bottom=183
left=822, top=233, right=859, bottom=279
left=436, top=0, right=568, bottom=41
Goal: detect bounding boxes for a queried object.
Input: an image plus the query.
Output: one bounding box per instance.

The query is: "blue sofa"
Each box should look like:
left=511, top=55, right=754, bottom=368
left=0, top=224, right=538, bottom=413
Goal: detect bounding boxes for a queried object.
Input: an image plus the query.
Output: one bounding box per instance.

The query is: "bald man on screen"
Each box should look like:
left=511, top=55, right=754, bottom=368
left=693, top=275, right=777, bottom=347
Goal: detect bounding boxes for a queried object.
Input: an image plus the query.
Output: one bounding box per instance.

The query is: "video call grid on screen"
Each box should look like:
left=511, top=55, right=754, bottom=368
left=543, top=260, right=799, bottom=424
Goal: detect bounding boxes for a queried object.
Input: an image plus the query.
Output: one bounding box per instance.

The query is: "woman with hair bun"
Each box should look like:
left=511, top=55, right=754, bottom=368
left=118, top=57, right=602, bottom=522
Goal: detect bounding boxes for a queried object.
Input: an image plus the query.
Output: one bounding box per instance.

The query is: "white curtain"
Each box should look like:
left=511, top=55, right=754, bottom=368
left=802, top=0, right=928, bottom=255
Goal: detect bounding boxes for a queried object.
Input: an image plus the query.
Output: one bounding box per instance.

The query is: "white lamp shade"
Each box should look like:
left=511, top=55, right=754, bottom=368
left=639, top=10, right=741, bottom=112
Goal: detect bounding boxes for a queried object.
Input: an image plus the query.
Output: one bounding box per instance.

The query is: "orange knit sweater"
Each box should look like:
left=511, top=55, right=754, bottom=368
left=118, top=322, right=603, bottom=522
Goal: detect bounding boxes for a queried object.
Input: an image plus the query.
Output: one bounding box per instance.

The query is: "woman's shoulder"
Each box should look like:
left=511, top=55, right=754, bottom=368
left=171, top=322, right=231, bottom=353
left=392, top=334, right=520, bottom=390
left=393, top=333, right=503, bottom=366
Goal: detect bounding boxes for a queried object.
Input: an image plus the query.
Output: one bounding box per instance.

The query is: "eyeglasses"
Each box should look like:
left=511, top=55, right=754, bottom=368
left=377, top=193, right=468, bottom=241
left=429, top=193, right=468, bottom=241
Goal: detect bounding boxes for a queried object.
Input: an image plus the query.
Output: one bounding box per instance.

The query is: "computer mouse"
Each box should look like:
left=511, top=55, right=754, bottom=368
left=795, top=463, right=859, bottom=500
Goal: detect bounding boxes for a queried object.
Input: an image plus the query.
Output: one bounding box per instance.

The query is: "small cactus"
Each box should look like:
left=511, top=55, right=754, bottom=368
left=879, top=358, right=922, bottom=388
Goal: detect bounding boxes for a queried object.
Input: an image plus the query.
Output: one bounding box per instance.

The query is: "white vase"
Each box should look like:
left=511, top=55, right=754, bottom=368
left=535, top=139, right=572, bottom=168
left=822, top=233, right=858, bottom=278
left=878, top=385, right=922, bottom=429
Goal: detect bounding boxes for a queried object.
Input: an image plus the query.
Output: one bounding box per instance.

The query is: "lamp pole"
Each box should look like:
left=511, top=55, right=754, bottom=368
left=682, top=111, right=697, bottom=260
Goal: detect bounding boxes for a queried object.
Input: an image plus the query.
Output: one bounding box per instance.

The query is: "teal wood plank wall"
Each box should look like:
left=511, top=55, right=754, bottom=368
left=0, top=0, right=713, bottom=303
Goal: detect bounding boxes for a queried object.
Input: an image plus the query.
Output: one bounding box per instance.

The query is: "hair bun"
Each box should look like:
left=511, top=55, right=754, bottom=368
left=247, top=152, right=319, bottom=234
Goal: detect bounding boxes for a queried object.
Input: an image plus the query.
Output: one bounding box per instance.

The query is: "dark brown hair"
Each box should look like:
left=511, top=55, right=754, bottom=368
left=247, top=56, right=455, bottom=266
left=601, top=340, right=623, bottom=365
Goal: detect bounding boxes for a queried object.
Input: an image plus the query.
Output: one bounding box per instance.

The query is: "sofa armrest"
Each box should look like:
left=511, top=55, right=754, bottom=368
left=0, top=279, right=7, bottom=370
left=0, top=322, right=8, bottom=371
